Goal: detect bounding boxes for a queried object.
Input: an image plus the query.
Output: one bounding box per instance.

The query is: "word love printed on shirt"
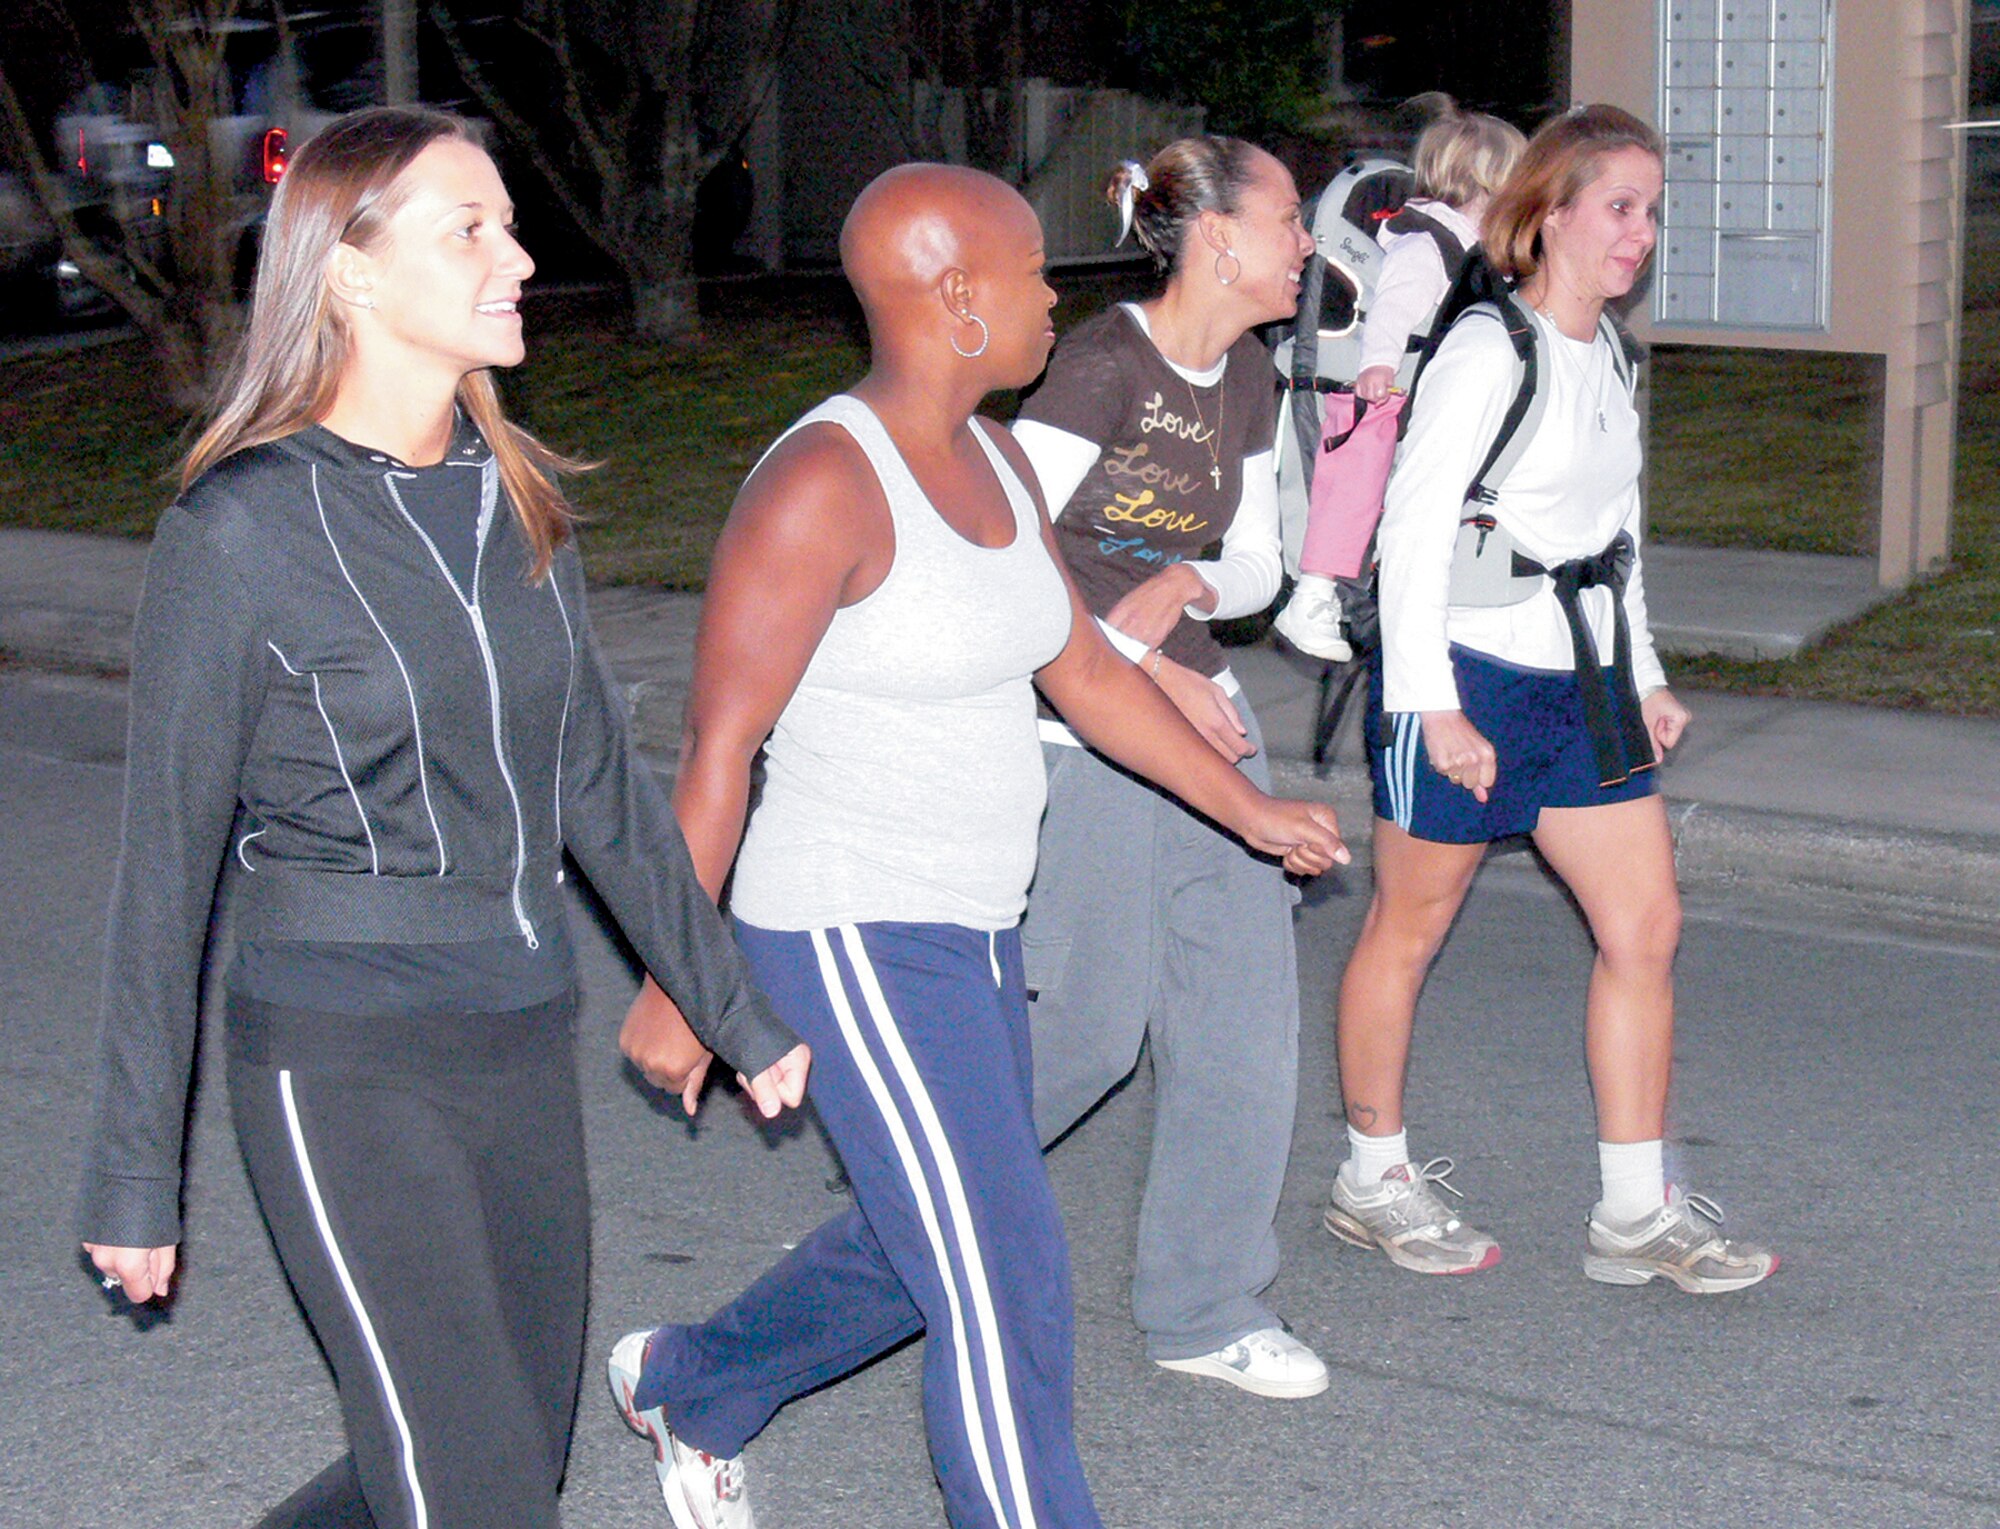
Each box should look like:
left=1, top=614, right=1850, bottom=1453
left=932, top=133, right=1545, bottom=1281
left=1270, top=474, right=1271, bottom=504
left=1136, top=390, right=1215, bottom=447
left=1088, top=405, right=1216, bottom=558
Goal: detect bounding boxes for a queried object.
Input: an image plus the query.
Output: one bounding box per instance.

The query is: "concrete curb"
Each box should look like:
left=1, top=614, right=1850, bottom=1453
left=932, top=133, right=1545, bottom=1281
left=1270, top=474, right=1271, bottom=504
left=1264, top=759, right=2000, bottom=941
left=1665, top=800, right=2000, bottom=938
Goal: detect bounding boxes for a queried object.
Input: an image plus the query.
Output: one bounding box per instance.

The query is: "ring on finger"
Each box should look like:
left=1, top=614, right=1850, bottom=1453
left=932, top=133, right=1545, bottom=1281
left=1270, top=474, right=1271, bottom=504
left=101, top=1274, right=122, bottom=1291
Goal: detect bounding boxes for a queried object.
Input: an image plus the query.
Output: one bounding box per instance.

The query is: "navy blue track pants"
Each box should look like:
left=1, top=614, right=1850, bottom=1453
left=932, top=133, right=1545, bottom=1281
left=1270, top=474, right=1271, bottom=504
left=639, top=920, right=1102, bottom=1529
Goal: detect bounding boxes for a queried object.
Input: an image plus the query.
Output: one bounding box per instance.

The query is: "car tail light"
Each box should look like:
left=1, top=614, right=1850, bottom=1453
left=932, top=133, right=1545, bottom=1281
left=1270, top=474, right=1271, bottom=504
left=76, top=127, right=86, bottom=173
left=262, top=127, right=288, bottom=184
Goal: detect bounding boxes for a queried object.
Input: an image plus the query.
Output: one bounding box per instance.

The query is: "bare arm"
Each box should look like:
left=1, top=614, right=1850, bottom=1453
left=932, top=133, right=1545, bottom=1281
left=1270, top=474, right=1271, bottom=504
left=621, top=427, right=888, bottom=1110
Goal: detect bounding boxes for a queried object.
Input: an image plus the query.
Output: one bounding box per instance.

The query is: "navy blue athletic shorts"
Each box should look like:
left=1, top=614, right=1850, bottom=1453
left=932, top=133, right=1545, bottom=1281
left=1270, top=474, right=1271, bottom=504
left=1367, top=644, right=1657, bottom=845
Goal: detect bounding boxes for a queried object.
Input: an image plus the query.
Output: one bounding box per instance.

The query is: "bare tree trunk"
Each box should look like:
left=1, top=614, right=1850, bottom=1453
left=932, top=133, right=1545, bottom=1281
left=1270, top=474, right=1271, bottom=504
left=0, top=35, right=214, bottom=405
left=434, top=0, right=795, bottom=342
left=629, top=116, right=699, bottom=339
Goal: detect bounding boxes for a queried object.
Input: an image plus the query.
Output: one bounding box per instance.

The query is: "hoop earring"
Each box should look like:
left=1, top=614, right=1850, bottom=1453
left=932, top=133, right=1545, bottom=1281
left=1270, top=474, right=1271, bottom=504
left=950, top=313, right=990, bottom=359
left=1214, top=250, right=1240, bottom=287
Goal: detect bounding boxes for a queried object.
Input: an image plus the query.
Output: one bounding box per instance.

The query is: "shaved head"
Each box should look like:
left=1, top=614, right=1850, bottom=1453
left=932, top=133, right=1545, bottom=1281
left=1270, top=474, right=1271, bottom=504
left=840, top=163, right=1035, bottom=318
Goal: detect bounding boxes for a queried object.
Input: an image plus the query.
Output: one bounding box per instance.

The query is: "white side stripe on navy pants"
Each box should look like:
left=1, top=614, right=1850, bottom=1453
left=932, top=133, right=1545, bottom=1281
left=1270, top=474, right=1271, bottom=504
left=648, top=920, right=1104, bottom=1528
left=813, top=927, right=1031, bottom=1527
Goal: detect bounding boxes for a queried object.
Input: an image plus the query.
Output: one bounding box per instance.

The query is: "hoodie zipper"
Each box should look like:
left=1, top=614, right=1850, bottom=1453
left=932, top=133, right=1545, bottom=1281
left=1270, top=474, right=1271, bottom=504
left=384, top=466, right=538, bottom=949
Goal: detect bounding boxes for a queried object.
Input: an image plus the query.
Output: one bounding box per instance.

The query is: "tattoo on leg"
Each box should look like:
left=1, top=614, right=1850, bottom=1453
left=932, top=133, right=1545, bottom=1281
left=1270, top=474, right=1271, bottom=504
left=1345, top=1100, right=1378, bottom=1131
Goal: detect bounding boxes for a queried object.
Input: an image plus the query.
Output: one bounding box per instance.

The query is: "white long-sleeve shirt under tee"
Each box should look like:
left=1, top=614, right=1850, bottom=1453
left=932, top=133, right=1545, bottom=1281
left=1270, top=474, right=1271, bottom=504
left=1012, top=304, right=1281, bottom=702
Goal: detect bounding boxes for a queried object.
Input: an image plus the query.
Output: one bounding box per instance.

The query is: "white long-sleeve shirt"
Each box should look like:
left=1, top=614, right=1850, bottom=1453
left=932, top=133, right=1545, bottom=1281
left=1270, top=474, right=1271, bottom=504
left=1357, top=198, right=1484, bottom=378
left=1377, top=306, right=1668, bottom=713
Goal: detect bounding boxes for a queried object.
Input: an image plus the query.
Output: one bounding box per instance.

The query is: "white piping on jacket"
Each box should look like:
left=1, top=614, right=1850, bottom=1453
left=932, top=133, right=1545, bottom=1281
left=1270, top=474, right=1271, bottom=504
left=380, top=459, right=537, bottom=945
left=313, top=465, right=448, bottom=875
left=268, top=640, right=378, bottom=874
left=547, top=566, right=576, bottom=873
left=460, top=462, right=537, bottom=948
left=236, top=825, right=267, bottom=872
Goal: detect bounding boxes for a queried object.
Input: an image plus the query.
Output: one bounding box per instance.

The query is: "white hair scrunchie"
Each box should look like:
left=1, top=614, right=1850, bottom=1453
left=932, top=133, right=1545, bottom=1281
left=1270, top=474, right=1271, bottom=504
left=1116, top=160, right=1150, bottom=247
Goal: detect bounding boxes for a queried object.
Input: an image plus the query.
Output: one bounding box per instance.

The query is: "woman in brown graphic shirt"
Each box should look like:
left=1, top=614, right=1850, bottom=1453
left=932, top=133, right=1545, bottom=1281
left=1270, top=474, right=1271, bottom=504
left=1004, top=135, right=1330, bottom=1398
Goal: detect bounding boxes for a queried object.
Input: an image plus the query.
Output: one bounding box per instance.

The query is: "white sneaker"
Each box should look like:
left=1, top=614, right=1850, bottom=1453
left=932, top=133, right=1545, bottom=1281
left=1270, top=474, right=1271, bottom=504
left=1273, top=574, right=1354, bottom=662
left=608, top=1330, right=757, bottom=1529
left=1155, top=1325, right=1330, bottom=1399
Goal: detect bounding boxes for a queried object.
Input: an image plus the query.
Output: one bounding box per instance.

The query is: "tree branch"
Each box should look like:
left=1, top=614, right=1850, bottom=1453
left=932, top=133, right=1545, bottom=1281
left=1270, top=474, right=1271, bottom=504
left=427, top=2, right=629, bottom=271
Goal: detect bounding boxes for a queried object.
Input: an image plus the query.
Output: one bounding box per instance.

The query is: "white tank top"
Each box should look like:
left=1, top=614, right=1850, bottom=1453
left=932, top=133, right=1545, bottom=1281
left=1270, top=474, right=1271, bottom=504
left=731, top=395, right=1074, bottom=932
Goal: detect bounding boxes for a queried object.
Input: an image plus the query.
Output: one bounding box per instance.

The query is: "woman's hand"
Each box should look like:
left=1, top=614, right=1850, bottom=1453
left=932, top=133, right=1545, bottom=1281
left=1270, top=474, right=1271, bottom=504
left=1153, top=654, right=1253, bottom=762
left=1422, top=709, right=1498, bottom=802
left=83, top=1242, right=177, bottom=1304
left=1642, top=687, right=1692, bottom=762
left=1353, top=365, right=1397, bottom=404
left=738, top=1044, right=811, bottom=1119
left=1104, top=565, right=1214, bottom=649
left=1237, top=798, right=1350, bottom=877
left=620, top=977, right=715, bottom=1116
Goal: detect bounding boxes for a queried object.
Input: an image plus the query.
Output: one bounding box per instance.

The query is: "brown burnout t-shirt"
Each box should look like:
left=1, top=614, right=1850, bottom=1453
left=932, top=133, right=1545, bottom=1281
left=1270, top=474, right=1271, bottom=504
left=1021, top=304, right=1277, bottom=680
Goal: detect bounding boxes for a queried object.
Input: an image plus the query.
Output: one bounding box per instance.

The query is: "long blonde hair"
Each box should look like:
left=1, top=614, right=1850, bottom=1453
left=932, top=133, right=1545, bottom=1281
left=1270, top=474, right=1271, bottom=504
left=182, top=106, right=584, bottom=581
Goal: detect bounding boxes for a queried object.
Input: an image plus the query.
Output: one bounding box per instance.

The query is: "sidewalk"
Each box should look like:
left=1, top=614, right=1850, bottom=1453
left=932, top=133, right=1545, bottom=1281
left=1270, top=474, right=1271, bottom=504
left=6, top=527, right=1996, bottom=937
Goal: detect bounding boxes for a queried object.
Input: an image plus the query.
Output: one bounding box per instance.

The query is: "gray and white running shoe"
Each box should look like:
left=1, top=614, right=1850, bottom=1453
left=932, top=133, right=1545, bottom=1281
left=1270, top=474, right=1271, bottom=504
left=1584, top=1187, right=1779, bottom=1294
left=609, top=1330, right=757, bottom=1529
left=1324, top=1157, right=1501, bottom=1275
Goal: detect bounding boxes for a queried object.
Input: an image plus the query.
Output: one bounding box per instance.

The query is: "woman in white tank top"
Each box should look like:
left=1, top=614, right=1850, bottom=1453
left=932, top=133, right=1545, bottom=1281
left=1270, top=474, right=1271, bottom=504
left=606, top=165, right=1347, bottom=1529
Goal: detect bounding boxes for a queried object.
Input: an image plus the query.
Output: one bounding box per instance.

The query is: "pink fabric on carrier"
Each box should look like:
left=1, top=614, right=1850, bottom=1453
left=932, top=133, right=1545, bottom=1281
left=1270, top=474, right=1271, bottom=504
left=1298, top=390, right=1407, bottom=580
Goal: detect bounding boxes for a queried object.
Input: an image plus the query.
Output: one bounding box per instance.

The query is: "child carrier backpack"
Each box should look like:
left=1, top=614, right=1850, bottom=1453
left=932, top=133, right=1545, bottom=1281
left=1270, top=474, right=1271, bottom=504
left=1273, top=162, right=1477, bottom=581
left=1272, top=155, right=1411, bottom=578
left=1302, top=251, right=1646, bottom=768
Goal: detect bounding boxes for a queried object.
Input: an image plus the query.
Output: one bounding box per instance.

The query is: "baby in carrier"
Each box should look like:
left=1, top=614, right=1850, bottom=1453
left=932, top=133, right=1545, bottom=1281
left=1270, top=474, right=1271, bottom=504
left=1274, top=105, right=1525, bottom=661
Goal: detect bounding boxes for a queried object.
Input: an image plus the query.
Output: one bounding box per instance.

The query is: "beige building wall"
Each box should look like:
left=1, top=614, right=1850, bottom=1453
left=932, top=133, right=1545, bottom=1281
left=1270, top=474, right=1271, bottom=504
left=1571, top=0, right=1972, bottom=585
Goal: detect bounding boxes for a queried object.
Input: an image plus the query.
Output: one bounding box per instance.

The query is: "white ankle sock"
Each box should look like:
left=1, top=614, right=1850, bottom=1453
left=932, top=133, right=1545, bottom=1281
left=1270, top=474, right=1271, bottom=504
left=1597, top=1139, right=1665, bottom=1222
left=1345, top=1125, right=1408, bottom=1187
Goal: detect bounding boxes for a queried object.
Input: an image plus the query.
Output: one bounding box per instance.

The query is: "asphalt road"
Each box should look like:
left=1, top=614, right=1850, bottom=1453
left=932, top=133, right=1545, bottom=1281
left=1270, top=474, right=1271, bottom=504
left=4, top=667, right=1997, bottom=1529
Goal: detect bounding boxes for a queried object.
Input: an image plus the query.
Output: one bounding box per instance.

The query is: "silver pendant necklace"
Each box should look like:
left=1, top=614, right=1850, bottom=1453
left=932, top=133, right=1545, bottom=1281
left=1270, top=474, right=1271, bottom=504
left=1537, top=305, right=1611, bottom=432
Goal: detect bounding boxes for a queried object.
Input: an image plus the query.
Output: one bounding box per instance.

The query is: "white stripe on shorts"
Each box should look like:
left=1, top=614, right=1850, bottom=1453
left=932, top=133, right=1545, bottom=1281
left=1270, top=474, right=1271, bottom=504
left=1389, top=712, right=1419, bottom=831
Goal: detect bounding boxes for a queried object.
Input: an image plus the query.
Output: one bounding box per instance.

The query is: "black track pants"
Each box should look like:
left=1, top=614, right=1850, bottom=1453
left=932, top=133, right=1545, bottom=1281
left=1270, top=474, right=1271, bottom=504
left=227, top=991, right=588, bottom=1529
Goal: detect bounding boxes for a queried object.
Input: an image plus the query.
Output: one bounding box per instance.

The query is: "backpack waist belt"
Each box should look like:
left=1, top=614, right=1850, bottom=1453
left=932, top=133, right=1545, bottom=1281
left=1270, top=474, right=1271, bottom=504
left=1507, top=529, right=1654, bottom=788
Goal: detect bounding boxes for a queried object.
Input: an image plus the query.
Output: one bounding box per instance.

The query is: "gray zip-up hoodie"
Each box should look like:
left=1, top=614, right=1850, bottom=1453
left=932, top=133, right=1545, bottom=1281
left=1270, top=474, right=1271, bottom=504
left=78, top=420, right=796, bottom=1249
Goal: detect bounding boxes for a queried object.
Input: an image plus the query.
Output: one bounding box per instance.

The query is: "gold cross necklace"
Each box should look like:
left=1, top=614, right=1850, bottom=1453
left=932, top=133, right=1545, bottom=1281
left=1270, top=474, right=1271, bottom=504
left=1182, top=376, right=1223, bottom=491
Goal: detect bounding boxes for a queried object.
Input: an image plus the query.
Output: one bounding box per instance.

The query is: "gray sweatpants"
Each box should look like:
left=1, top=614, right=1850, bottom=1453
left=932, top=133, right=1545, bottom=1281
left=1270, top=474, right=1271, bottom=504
left=1020, top=699, right=1302, bottom=1361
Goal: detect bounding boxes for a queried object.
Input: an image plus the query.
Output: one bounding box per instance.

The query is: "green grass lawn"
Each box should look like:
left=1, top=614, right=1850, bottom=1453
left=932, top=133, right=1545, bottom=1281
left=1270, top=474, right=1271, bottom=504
left=2, top=259, right=1995, bottom=711
left=1645, top=301, right=2000, bottom=714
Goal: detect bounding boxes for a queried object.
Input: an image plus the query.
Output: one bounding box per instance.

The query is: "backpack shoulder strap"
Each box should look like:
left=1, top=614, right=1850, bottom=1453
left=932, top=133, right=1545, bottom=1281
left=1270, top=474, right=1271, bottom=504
left=1464, top=293, right=1540, bottom=505
left=1601, top=310, right=1644, bottom=396
left=1382, top=205, right=1469, bottom=283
